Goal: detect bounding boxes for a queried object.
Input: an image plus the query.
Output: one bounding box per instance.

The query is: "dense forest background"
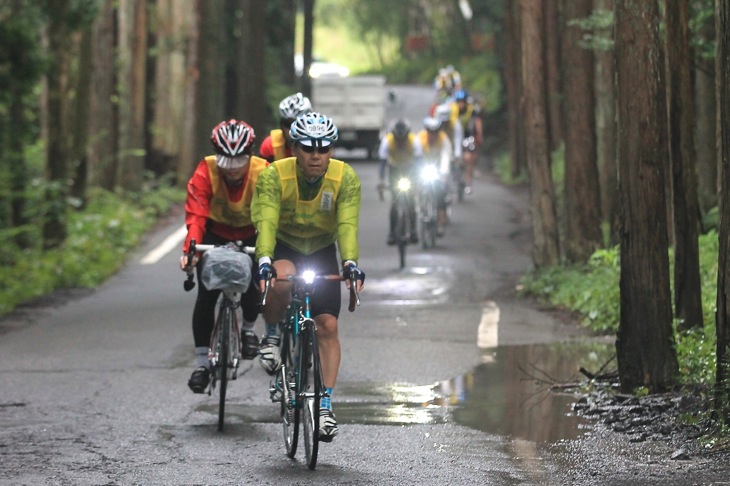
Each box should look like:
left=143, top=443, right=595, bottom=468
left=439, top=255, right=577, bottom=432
left=0, top=0, right=728, bottom=415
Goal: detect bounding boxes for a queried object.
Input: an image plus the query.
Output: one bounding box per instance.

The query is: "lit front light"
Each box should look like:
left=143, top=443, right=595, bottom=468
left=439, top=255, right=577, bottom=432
left=301, top=270, right=316, bottom=284
left=397, top=177, right=412, bottom=192
left=421, top=165, right=439, bottom=182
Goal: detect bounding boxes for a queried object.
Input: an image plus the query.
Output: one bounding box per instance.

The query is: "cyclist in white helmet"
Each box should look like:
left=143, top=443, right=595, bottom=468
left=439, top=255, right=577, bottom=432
left=259, top=92, right=313, bottom=162
left=251, top=112, right=365, bottom=442
left=179, top=119, right=270, bottom=393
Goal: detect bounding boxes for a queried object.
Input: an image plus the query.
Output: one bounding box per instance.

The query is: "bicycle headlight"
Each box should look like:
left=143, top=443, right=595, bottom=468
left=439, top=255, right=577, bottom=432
left=396, top=177, right=412, bottom=192
left=421, top=165, right=439, bottom=182
left=301, top=270, right=316, bottom=284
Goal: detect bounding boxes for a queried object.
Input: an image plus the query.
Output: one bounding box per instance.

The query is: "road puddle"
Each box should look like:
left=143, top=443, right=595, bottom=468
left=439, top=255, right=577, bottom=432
left=334, top=341, right=615, bottom=444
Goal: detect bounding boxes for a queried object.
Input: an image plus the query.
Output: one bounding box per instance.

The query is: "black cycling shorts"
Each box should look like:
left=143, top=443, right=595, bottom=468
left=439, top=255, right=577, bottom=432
left=274, top=242, right=341, bottom=318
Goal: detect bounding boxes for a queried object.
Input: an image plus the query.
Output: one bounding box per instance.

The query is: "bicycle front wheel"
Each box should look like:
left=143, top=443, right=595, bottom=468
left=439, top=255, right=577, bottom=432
left=279, top=325, right=299, bottom=458
left=396, top=205, right=408, bottom=269
left=299, top=321, right=322, bottom=470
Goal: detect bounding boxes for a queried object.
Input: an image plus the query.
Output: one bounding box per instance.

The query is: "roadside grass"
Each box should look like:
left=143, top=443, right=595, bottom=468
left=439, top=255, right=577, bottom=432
left=0, top=180, right=184, bottom=317
left=518, top=231, right=720, bottom=387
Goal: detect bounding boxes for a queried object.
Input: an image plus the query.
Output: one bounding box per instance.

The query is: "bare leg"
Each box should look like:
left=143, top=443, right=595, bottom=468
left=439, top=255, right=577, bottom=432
left=315, top=313, right=340, bottom=389
left=261, top=259, right=295, bottom=324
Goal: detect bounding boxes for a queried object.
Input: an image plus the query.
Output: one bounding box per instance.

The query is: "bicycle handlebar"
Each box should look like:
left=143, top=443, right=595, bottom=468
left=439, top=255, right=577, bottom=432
left=183, top=239, right=255, bottom=292
left=261, top=272, right=360, bottom=312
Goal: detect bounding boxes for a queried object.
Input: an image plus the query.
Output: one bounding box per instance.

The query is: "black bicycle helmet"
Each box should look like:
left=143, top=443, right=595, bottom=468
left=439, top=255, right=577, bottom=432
left=391, top=119, right=411, bottom=140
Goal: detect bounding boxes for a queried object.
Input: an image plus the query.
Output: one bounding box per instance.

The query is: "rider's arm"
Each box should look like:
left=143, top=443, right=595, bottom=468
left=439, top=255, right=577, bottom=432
left=452, top=119, right=464, bottom=159
left=258, top=136, right=275, bottom=163
left=336, top=165, right=361, bottom=264
left=182, top=160, right=214, bottom=253
left=250, top=164, right=282, bottom=262
left=377, top=137, right=390, bottom=181
left=439, top=136, right=453, bottom=176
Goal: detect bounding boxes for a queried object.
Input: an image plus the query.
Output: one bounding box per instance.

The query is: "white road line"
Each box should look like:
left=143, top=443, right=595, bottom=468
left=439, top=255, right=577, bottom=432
left=140, top=225, right=187, bottom=265
left=477, top=301, right=500, bottom=349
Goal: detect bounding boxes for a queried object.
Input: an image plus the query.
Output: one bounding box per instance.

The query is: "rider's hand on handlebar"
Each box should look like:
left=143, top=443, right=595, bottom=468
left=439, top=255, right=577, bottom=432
left=342, top=261, right=365, bottom=292
left=255, top=262, right=276, bottom=291
left=180, top=253, right=199, bottom=271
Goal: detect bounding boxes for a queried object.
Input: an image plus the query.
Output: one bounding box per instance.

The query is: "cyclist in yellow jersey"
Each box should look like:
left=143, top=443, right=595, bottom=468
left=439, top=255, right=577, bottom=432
left=417, top=116, right=453, bottom=236
left=378, top=119, right=423, bottom=245
left=251, top=112, right=365, bottom=442
left=454, top=89, right=484, bottom=193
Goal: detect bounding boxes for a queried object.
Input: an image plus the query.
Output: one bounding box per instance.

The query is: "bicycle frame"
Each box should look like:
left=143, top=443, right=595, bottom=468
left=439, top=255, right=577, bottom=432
left=268, top=270, right=358, bottom=470
left=184, top=240, right=255, bottom=431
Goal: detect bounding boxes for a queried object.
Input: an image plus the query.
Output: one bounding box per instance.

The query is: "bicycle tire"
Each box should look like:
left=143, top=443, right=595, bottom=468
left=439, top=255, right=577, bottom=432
left=217, top=306, right=232, bottom=432
left=280, top=322, right=299, bottom=458
left=300, top=321, right=322, bottom=470
left=397, top=205, right=408, bottom=269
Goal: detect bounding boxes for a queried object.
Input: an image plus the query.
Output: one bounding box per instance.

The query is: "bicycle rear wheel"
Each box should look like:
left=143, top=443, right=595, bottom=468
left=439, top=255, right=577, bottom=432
left=279, top=324, right=299, bottom=458
left=216, top=307, right=232, bottom=432
left=300, top=320, right=322, bottom=470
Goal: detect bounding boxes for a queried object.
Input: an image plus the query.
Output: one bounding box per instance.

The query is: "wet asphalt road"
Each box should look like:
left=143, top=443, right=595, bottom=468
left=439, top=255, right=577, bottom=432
left=0, top=86, right=594, bottom=485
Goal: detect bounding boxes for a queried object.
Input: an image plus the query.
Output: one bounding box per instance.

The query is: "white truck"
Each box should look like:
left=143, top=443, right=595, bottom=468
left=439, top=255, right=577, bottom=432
left=311, top=75, right=386, bottom=159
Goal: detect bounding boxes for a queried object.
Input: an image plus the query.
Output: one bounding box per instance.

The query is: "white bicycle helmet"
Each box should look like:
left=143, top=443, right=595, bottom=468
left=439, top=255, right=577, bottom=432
left=423, top=116, right=442, bottom=132
left=289, top=112, right=338, bottom=147
left=279, top=92, right=313, bottom=121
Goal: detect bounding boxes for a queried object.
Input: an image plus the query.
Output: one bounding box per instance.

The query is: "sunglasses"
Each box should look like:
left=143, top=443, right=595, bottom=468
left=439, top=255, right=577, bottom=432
left=298, top=144, right=331, bottom=154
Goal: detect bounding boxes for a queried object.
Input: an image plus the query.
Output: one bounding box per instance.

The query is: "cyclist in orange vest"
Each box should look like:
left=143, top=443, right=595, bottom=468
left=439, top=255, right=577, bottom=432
left=179, top=119, right=269, bottom=394
left=258, top=92, right=313, bottom=162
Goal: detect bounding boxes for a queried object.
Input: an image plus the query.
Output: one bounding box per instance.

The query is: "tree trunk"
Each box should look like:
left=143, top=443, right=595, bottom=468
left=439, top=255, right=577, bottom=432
left=594, top=0, right=618, bottom=245
left=69, top=25, right=93, bottom=206
left=151, top=0, right=199, bottom=179
left=665, top=0, right=704, bottom=331
left=117, top=0, right=147, bottom=192
left=268, top=0, right=297, bottom=88
left=544, top=0, right=563, bottom=152
left=195, top=0, right=226, bottom=167
left=715, top=0, right=730, bottom=421
left=503, top=0, right=525, bottom=179
left=301, top=0, right=315, bottom=97
left=43, top=0, right=72, bottom=249
left=519, top=0, right=560, bottom=268
left=239, top=0, right=268, bottom=135
left=615, top=0, right=678, bottom=392
left=561, top=0, right=602, bottom=263
left=695, top=15, right=718, bottom=218
left=89, top=0, right=118, bottom=191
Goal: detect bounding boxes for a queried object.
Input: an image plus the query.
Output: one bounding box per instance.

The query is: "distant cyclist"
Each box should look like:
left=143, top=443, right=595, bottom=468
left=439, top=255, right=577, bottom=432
left=258, top=92, right=313, bottom=162
left=180, top=119, right=269, bottom=393
left=378, top=119, right=423, bottom=245
left=417, top=116, right=453, bottom=236
left=251, top=112, right=365, bottom=442
left=454, top=89, right=483, bottom=193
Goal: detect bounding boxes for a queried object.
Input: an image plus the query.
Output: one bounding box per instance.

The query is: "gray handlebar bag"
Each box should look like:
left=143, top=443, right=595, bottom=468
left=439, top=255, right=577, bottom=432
left=200, top=247, right=252, bottom=293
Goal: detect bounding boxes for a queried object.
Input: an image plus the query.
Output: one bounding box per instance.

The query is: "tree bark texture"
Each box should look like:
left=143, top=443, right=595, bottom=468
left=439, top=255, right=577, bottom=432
left=519, top=0, right=560, bottom=268
left=715, top=0, right=730, bottom=419
left=594, top=0, right=618, bottom=245
left=544, top=0, right=563, bottom=152
left=665, top=0, right=704, bottom=331
left=503, top=0, right=526, bottom=179
left=89, top=0, right=118, bottom=191
left=43, top=0, right=72, bottom=249
left=267, top=0, right=297, bottom=88
left=560, top=0, right=602, bottom=263
left=695, top=14, right=718, bottom=217
left=301, top=0, right=315, bottom=97
left=195, top=0, right=226, bottom=164
left=117, top=0, right=147, bottom=191
left=238, top=0, right=268, bottom=135
left=615, top=0, right=679, bottom=392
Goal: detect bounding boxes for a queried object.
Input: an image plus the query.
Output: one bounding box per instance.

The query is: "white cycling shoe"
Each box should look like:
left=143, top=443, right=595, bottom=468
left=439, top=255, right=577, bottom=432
left=258, top=335, right=281, bottom=375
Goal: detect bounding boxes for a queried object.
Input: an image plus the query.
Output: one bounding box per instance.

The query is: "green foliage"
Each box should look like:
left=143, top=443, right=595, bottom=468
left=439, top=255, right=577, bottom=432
left=493, top=151, right=527, bottom=185
left=0, top=185, right=184, bottom=317
left=568, top=8, right=615, bottom=52
left=518, top=231, right=721, bottom=385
